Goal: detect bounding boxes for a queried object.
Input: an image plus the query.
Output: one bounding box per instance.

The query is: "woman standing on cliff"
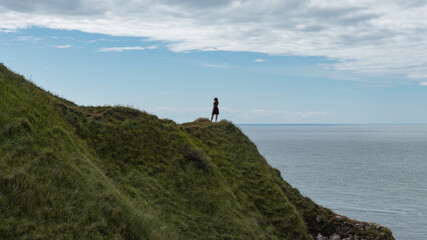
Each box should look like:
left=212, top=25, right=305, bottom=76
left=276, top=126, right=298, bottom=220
left=211, top=98, right=219, bottom=122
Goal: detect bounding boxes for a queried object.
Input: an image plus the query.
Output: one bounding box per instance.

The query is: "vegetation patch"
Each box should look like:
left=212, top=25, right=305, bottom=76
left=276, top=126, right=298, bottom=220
left=183, top=145, right=212, bottom=171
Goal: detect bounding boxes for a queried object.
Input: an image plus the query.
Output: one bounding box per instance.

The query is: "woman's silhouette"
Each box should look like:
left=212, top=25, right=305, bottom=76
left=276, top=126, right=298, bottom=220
left=211, top=98, right=219, bottom=122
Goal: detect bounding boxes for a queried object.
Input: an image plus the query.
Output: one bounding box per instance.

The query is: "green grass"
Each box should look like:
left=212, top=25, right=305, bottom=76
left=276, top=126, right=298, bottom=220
left=0, top=63, right=394, bottom=240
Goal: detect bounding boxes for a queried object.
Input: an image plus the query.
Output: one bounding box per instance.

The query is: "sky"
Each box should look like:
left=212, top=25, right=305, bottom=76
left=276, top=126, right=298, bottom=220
left=1, top=0, right=427, bottom=124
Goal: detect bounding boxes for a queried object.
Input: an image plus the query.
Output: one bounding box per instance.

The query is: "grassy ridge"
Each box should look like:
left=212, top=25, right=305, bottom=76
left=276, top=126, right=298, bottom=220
left=0, top=64, right=393, bottom=239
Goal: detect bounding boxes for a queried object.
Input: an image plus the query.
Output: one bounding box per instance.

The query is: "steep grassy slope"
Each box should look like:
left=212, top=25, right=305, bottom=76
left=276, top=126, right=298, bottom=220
left=0, top=63, right=393, bottom=240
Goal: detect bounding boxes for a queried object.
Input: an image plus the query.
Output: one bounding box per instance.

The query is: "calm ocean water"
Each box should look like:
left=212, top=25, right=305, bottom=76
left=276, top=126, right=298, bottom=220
left=239, top=124, right=427, bottom=240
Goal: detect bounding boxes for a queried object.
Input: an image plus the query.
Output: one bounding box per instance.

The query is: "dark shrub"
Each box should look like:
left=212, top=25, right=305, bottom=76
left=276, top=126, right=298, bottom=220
left=183, top=146, right=211, bottom=171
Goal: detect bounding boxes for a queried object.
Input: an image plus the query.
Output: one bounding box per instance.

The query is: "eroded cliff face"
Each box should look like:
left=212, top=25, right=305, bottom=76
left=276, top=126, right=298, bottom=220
left=183, top=119, right=394, bottom=240
left=0, top=63, right=394, bottom=240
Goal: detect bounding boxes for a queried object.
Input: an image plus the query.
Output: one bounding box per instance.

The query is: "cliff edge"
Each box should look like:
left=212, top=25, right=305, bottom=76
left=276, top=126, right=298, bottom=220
left=0, top=64, right=394, bottom=239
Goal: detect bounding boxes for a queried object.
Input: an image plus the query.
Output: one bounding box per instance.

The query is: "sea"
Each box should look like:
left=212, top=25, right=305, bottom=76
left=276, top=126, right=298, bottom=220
left=239, top=124, right=427, bottom=240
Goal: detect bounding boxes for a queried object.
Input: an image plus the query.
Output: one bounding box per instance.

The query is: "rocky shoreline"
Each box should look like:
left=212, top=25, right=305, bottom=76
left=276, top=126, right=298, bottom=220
left=315, top=214, right=394, bottom=240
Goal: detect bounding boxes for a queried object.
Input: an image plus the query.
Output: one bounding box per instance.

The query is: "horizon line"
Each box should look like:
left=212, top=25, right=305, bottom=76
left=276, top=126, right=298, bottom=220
left=235, top=123, right=427, bottom=125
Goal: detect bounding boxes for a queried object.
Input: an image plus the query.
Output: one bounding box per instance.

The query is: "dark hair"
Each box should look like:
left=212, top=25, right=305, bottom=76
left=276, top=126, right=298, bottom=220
left=214, top=97, right=218, bottom=102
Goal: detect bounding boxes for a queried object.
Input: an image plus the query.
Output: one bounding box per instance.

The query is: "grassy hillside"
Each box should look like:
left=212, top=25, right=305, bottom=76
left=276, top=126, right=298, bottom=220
left=0, top=63, right=394, bottom=240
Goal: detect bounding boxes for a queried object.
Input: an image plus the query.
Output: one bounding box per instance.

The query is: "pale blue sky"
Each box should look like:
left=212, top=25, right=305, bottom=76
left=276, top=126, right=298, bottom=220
left=1, top=1, right=427, bottom=123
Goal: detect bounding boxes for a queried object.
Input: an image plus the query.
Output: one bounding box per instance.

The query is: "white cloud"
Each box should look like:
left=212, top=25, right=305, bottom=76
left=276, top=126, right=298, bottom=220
left=55, top=44, right=72, bottom=48
left=1, top=0, right=427, bottom=80
left=0, top=28, right=16, bottom=33
left=419, top=82, right=427, bottom=86
left=86, top=38, right=118, bottom=43
left=297, top=111, right=331, bottom=119
left=17, top=36, right=42, bottom=41
left=200, top=63, right=230, bottom=69
left=98, top=46, right=145, bottom=52
left=254, top=58, right=266, bottom=63
left=408, top=73, right=427, bottom=79
left=146, top=45, right=158, bottom=50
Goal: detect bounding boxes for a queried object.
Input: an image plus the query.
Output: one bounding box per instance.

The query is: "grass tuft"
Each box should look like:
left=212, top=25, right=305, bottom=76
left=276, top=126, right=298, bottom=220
left=183, top=145, right=212, bottom=171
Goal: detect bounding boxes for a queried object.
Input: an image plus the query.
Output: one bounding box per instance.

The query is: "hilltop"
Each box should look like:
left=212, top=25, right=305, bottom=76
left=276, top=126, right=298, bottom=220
left=0, top=63, right=393, bottom=239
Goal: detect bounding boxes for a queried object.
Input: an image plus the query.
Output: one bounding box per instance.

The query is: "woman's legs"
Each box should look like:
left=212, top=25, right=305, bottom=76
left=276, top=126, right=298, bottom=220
left=211, top=114, right=218, bottom=122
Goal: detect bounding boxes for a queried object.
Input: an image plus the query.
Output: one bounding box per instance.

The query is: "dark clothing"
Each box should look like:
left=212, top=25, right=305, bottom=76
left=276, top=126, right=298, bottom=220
left=212, top=101, right=219, bottom=114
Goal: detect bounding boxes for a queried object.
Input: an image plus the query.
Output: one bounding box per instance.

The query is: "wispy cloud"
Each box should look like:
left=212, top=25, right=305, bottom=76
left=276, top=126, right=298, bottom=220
left=146, top=45, right=158, bottom=50
left=254, top=58, right=266, bottom=63
left=98, top=46, right=145, bottom=52
left=297, top=111, right=331, bottom=119
left=419, top=82, right=427, bottom=86
left=408, top=73, right=427, bottom=79
left=0, top=28, right=16, bottom=33
left=17, top=36, right=42, bottom=41
left=200, top=63, right=230, bottom=69
left=55, top=45, right=72, bottom=48
left=86, top=38, right=119, bottom=43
